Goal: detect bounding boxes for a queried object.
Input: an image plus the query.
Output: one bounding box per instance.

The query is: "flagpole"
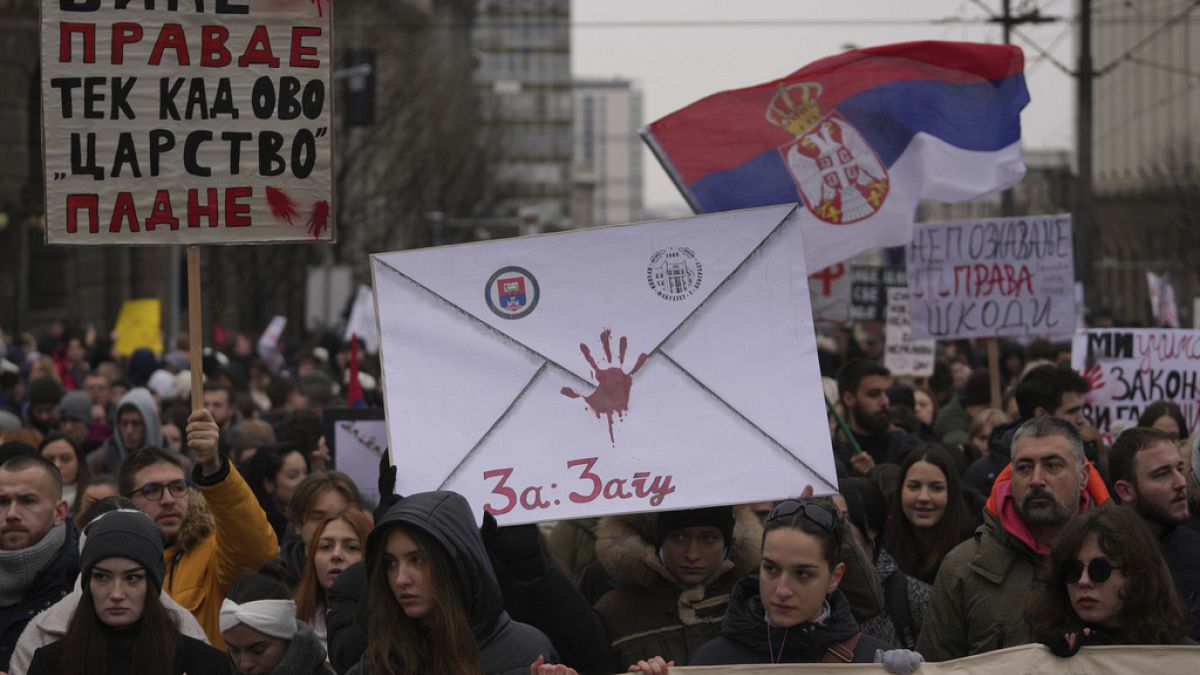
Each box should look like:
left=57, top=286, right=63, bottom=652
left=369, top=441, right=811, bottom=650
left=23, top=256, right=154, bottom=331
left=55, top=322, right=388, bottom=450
left=639, top=127, right=703, bottom=214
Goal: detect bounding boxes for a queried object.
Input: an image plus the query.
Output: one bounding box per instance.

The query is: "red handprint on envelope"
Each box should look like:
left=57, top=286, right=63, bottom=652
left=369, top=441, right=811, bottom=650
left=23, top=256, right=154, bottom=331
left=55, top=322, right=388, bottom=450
left=561, top=329, right=649, bottom=445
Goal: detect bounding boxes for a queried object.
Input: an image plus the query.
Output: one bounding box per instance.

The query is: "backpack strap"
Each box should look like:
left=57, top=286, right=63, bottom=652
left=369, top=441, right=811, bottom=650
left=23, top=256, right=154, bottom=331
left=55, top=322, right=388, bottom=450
left=822, top=632, right=863, bottom=663
left=884, top=570, right=918, bottom=650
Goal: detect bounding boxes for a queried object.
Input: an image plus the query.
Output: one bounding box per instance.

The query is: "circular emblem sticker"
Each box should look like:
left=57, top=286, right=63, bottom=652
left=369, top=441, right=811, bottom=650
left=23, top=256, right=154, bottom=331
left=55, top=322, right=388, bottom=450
left=485, top=266, right=539, bottom=319
left=646, top=247, right=703, bottom=301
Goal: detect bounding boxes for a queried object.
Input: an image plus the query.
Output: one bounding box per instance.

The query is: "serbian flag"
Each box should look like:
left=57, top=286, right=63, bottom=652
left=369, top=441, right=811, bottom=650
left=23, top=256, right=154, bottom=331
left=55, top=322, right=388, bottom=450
left=642, top=41, right=1029, bottom=271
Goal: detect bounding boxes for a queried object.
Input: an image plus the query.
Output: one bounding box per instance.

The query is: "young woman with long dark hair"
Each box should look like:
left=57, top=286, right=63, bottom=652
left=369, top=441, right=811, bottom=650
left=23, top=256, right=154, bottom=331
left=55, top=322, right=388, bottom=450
left=689, top=497, right=895, bottom=665
left=1025, top=505, right=1193, bottom=653
left=885, top=446, right=971, bottom=584
left=27, top=510, right=232, bottom=675
left=346, top=491, right=556, bottom=675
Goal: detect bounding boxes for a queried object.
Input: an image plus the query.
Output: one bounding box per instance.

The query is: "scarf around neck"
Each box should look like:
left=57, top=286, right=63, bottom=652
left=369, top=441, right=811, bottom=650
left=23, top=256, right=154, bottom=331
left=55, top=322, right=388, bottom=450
left=0, top=522, right=67, bottom=606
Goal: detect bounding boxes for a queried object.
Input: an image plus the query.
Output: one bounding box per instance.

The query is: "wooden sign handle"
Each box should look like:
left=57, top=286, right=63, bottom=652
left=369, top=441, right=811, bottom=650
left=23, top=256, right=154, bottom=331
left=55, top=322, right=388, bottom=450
left=987, top=338, right=1002, bottom=410
left=187, top=245, right=204, bottom=411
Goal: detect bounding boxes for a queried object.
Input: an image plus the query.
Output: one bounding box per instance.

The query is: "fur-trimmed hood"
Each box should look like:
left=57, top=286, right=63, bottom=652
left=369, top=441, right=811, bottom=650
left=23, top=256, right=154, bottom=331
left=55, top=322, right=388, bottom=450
left=175, top=487, right=215, bottom=553
left=596, top=506, right=762, bottom=592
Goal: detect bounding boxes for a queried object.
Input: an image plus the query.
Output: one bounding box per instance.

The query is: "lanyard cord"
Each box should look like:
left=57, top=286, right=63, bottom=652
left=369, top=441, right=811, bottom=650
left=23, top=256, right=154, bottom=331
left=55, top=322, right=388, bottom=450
left=767, top=625, right=791, bottom=664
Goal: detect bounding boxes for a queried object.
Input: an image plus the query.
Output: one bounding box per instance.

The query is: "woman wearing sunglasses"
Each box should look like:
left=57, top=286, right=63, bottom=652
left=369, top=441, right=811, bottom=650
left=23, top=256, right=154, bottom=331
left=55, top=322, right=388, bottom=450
left=688, top=498, right=902, bottom=666
left=1025, top=505, right=1193, bottom=655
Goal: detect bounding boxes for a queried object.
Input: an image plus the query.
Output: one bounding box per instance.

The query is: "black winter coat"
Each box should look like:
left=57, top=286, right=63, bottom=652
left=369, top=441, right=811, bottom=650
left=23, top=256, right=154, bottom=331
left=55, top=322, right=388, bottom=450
left=689, top=578, right=891, bottom=665
left=28, top=632, right=233, bottom=675
left=345, top=491, right=557, bottom=675
left=0, top=523, right=79, bottom=672
left=1161, top=524, right=1200, bottom=640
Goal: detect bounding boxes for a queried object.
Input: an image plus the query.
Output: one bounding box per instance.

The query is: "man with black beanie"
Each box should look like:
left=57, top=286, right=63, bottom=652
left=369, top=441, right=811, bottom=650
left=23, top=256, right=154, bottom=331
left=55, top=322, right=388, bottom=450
left=592, top=506, right=758, bottom=670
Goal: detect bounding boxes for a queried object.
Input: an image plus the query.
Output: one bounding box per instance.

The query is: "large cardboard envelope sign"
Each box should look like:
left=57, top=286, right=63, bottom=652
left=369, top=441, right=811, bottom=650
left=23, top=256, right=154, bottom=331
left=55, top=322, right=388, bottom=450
left=371, top=204, right=836, bottom=524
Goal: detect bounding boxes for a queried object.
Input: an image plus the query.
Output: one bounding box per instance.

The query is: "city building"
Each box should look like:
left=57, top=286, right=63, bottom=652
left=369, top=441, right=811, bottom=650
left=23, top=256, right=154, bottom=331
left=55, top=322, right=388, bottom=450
left=473, top=0, right=573, bottom=230
left=1087, top=0, right=1200, bottom=325
left=573, top=78, right=645, bottom=227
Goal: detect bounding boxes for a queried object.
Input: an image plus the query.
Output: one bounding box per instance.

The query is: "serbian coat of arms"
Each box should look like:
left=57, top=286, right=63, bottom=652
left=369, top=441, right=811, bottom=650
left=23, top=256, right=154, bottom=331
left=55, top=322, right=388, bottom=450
left=766, top=82, right=890, bottom=225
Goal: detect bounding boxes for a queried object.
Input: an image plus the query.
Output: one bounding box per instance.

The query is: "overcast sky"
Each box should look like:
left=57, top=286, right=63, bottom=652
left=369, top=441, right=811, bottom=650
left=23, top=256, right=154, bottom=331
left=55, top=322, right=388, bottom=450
left=572, top=0, right=1075, bottom=212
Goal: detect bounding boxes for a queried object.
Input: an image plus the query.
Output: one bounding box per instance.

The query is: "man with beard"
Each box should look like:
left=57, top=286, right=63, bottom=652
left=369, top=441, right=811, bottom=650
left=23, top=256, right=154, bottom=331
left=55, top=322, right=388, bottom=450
left=1110, top=427, right=1200, bottom=638
left=835, top=360, right=917, bottom=477
left=117, top=408, right=277, bottom=649
left=917, top=416, right=1111, bottom=660
left=0, top=455, right=76, bottom=673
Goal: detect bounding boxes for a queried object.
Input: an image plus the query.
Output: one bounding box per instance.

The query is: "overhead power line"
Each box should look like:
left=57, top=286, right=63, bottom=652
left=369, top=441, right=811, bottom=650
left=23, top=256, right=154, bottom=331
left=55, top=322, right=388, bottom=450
left=1095, top=0, right=1200, bottom=76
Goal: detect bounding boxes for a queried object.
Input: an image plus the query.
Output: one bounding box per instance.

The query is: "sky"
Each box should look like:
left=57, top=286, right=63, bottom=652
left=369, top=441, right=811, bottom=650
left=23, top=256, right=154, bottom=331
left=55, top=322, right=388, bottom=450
left=571, top=0, right=1076, bottom=212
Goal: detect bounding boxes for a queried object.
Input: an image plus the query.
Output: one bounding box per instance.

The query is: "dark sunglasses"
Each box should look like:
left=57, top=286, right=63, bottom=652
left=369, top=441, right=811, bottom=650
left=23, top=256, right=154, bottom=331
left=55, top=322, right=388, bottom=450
left=767, top=499, right=841, bottom=545
left=1063, top=556, right=1121, bottom=584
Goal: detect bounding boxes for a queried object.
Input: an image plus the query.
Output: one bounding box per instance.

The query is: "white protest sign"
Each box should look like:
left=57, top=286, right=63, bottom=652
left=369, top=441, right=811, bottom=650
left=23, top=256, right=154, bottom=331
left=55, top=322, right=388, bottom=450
left=1147, top=271, right=1181, bottom=328
left=883, top=288, right=934, bottom=377
left=672, top=644, right=1200, bottom=674
left=907, top=214, right=1075, bottom=340
left=1071, top=328, right=1200, bottom=444
left=326, top=410, right=387, bottom=507
left=808, top=264, right=850, bottom=325
left=372, top=204, right=837, bottom=524
left=344, top=284, right=379, bottom=355
left=42, top=0, right=334, bottom=244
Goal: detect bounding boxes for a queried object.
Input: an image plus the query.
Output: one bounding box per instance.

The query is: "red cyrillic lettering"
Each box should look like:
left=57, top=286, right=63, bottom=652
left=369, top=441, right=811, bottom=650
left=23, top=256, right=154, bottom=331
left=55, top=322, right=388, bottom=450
left=145, top=190, right=180, bottom=231
left=109, top=192, right=140, bottom=233
left=149, top=24, right=191, bottom=66
left=225, top=187, right=252, bottom=227
left=187, top=188, right=219, bottom=227
left=111, top=22, right=142, bottom=65
left=238, top=25, right=280, bottom=68
left=66, top=194, right=99, bottom=234
left=289, top=27, right=321, bottom=68
left=59, top=23, right=96, bottom=64
left=201, top=25, right=232, bottom=67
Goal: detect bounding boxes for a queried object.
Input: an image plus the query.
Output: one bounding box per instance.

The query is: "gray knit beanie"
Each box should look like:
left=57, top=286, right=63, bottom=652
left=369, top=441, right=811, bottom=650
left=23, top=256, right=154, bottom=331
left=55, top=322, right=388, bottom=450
left=80, top=509, right=166, bottom=594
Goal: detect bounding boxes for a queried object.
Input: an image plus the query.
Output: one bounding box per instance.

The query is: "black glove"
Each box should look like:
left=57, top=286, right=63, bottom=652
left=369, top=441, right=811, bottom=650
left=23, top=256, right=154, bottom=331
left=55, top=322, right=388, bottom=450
left=1038, top=627, right=1105, bottom=657
left=480, top=511, right=545, bottom=581
left=373, top=450, right=401, bottom=523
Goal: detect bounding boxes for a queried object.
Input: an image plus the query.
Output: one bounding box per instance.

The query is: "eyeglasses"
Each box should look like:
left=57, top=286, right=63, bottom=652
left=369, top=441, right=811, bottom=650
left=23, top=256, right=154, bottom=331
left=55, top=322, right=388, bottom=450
left=1063, top=556, right=1121, bottom=584
left=129, top=479, right=189, bottom=502
left=766, top=499, right=842, bottom=546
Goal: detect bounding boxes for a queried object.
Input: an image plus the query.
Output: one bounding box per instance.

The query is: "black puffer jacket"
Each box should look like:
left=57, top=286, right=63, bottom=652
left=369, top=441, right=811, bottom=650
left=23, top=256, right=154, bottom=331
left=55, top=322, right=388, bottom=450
left=346, top=492, right=556, bottom=675
left=689, top=578, right=890, bottom=665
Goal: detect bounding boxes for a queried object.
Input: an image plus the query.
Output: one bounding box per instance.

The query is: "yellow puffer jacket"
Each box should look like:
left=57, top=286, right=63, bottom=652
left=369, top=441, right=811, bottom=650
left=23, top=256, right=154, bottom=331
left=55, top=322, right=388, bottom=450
left=163, top=460, right=279, bottom=649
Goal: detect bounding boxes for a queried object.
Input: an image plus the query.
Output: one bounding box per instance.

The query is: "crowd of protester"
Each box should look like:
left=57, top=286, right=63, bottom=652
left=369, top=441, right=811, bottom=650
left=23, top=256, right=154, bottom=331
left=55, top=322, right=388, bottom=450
left=0, top=321, right=1197, bottom=674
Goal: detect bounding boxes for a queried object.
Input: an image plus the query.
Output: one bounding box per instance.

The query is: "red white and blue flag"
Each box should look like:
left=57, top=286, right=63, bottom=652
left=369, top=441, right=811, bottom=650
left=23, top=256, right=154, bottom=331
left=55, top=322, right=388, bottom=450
left=642, top=41, right=1029, bottom=271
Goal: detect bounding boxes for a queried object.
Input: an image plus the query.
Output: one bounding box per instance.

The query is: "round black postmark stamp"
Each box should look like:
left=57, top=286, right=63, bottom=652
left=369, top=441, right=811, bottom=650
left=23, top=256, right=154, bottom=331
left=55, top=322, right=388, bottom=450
left=646, top=247, right=703, bottom=301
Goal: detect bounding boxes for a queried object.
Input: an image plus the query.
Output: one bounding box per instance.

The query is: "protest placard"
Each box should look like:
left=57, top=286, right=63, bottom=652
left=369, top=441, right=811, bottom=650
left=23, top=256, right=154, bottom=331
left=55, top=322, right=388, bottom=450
left=325, top=408, right=387, bottom=507
left=883, top=288, right=934, bottom=377
left=1071, top=328, right=1200, bottom=443
left=906, top=214, right=1075, bottom=340
left=113, top=298, right=162, bottom=356
left=371, top=204, right=837, bottom=524
left=850, top=264, right=906, bottom=322
left=671, top=644, right=1200, bottom=674
left=41, top=0, right=334, bottom=244
left=809, top=264, right=850, bottom=325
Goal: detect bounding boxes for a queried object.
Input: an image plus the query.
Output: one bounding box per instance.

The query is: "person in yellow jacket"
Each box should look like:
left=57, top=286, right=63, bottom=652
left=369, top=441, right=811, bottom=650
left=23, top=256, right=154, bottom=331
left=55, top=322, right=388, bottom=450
left=117, top=408, right=279, bottom=649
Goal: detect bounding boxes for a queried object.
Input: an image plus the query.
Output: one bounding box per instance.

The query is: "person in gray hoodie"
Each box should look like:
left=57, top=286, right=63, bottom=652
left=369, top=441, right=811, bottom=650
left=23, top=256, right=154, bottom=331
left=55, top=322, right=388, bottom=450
left=347, top=491, right=557, bottom=675
left=91, top=388, right=162, bottom=475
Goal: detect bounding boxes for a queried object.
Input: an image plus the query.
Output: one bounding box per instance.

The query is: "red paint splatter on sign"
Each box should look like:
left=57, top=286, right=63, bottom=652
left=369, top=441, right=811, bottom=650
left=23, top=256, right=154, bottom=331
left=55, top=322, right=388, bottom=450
left=265, top=187, right=300, bottom=226
left=561, top=329, right=649, bottom=445
left=307, top=200, right=330, bottom=239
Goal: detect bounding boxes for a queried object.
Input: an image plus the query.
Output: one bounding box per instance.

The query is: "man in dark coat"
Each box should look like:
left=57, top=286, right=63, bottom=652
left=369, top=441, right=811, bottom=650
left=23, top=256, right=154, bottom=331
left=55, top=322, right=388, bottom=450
left=835, top=360, right=917, bottom=477
left=1110, top=427, right=1200, bottom=639
left=0, top=455, right=78, bottom=672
